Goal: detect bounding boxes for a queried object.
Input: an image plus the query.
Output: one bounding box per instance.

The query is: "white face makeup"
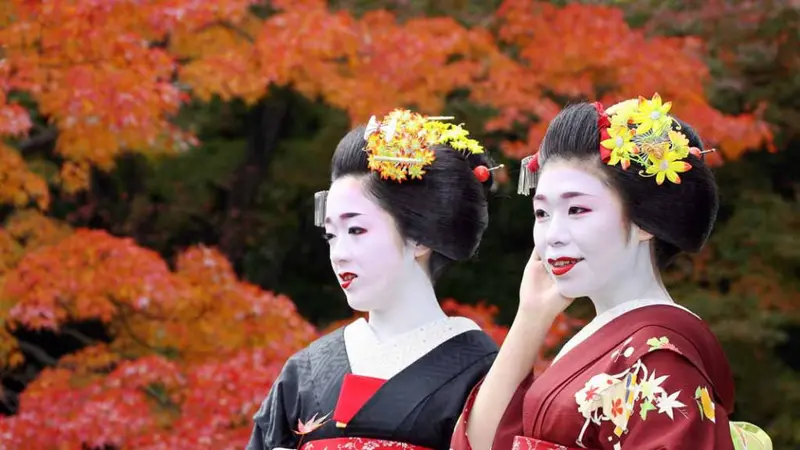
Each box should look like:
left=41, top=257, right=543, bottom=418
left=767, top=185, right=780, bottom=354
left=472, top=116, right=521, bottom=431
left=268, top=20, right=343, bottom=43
left=532, top=161, right=646, bottom=300
left=324, top=176, right=418, bottom=312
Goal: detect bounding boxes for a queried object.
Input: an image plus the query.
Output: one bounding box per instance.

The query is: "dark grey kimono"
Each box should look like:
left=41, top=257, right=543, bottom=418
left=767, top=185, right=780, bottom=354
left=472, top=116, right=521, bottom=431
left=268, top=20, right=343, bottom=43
left=246, top=326, right=498, bottom=450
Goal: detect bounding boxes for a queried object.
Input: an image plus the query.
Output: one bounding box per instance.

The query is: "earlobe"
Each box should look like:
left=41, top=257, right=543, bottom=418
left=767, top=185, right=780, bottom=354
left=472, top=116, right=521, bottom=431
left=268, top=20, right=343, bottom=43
left=412, top=242, right=431, bottom=258
left=635, top=225, right=654, bottom=242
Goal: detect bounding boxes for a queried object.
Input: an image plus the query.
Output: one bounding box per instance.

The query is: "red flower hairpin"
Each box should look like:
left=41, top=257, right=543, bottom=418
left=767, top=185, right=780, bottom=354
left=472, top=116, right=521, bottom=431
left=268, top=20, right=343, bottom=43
left=593, top=101, right=612, bottom=163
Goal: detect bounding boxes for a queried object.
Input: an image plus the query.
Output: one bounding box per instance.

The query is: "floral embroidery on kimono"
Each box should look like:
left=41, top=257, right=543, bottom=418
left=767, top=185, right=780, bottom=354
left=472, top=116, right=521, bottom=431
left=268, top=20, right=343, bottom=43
left=694, top=387, right=716, bottom=423
left=573, top=336, right=691, bottom=449
left=646, top=336, right=680, bottom=353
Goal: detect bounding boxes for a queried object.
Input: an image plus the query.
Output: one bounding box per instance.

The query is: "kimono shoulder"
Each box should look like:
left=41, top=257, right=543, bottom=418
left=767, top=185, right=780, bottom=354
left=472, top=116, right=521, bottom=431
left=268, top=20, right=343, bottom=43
left=606, top=305, right=735, bottom=413
left=569, top=305, right=738, bottom=449
left=247, top=328, right=347, bottom=450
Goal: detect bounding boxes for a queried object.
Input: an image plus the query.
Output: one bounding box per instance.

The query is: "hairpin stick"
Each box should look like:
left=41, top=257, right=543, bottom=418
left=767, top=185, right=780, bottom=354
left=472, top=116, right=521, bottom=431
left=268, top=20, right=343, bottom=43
left=372, top=155, right=426, bottom=163
left=689, top=147, right=717, bottom=158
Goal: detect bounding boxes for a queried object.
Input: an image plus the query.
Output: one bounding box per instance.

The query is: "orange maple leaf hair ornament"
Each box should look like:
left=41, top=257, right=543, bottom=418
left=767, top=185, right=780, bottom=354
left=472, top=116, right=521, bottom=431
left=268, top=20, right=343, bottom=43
left=517, top=93, right=717, bottom=195
left=363, top=109, right=487, bottom=182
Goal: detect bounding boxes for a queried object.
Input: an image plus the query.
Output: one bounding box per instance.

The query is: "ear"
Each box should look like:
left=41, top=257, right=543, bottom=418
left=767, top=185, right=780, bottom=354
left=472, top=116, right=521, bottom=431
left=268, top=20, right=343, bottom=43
left=634, top=224, right=654, bottom=242
left=409, top=240, right=432, bottom=258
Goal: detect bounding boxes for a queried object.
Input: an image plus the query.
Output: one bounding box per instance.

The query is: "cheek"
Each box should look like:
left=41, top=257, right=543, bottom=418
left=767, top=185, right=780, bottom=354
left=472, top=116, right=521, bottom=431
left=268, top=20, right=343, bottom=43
left=573, top=217, right=629, bottom=253
left=361, top=232, right=406, bottom=264
left=533, top=222, right=545, bottom=247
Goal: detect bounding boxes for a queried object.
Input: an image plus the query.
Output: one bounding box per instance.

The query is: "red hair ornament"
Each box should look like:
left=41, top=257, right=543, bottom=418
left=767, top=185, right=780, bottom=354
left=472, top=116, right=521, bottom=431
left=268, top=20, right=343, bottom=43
left=517, top=152, right=540, bottom=195
left=593, top=101, right=613, bottom=163
left=472, top=164, right=504, bottom=183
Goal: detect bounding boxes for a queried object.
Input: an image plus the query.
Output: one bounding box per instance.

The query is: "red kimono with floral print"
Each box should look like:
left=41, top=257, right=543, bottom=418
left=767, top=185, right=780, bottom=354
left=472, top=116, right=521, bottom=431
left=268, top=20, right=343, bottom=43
left=452, top=305, right=736, bottom=450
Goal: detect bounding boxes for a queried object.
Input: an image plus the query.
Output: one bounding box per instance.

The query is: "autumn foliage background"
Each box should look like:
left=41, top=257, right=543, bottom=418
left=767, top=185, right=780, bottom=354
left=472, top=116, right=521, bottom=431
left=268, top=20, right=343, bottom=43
left=0, top=0, right=797, bottom=448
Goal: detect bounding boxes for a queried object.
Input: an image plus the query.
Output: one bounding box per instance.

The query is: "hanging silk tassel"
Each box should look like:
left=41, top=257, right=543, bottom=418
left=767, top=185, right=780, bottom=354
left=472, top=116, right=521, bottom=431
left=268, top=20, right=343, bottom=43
left=313, top=190, right=328, bottom=227
left=517, top=154, right=540, bottom=196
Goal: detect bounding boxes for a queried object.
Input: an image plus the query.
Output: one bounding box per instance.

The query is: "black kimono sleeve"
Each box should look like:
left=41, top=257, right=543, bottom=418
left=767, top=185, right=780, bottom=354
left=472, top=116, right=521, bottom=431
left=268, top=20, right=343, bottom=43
left=246, top=356, right=301, bottom=450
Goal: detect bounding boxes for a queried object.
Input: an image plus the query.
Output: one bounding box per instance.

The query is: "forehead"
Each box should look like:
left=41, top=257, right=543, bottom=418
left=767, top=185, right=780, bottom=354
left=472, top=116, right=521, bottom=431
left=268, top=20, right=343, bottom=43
left=535, top=161, right=610, bottom=199
left=326, top=176, right=382, bottom=216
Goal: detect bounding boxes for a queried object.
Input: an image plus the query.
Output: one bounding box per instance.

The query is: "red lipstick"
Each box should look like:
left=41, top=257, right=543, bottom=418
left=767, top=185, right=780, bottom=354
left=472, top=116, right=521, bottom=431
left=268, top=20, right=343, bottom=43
left=547, top=257, right=584, bottom=276
left=338, top=272, right=357, bottom=289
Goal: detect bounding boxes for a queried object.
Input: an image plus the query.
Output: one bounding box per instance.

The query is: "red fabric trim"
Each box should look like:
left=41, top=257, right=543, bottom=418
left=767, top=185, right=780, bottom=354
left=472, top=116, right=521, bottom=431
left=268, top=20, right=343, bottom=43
left=512, top=436, right=581, bottom=450
left=332, top=373, right=386, bottom=426
left=451, top=379, right=482, bottom=450
left=300, top=437, right=432, bottom=450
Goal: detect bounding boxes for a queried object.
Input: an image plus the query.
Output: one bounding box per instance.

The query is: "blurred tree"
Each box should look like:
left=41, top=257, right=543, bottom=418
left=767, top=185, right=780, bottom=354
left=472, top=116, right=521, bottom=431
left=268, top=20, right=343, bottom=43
left=0, top=0, right=771, bottom=204
left=0, top=222, right=318, bottom=448
left=0, top=0, right=795, bottom=447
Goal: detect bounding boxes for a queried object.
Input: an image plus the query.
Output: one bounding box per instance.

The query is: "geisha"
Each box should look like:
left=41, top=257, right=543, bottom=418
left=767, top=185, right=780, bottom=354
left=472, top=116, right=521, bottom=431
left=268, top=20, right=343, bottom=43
left=246, top=110, right=500, bottom=450
left=452, top=95, right=772, bottom=450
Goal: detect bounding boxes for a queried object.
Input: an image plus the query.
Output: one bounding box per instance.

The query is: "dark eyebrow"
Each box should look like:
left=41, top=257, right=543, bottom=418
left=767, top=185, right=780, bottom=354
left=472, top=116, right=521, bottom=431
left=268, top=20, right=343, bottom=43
left=533, top=192, right=590, bottom=201
left=324, top=212, right=363, bottom=224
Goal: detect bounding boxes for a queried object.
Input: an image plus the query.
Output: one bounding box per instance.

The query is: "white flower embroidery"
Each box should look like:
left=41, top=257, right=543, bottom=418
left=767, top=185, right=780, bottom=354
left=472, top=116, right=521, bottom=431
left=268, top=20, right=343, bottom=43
left=574, top=338, right=690, bottom=449
left=656, top=390, right=687, bottom=420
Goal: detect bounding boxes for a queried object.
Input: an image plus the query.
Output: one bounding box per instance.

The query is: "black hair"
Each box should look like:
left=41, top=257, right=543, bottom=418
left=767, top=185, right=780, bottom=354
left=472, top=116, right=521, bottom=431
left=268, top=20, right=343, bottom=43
left=330, top=125, right=492, bottom=280
left=538, top=102, right=719, bottom=269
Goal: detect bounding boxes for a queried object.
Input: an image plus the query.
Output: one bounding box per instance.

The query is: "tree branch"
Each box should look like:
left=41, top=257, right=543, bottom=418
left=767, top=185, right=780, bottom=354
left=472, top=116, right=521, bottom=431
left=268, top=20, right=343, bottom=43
left=16, top=340, right=59, bottom=366
left=61, top=326, right=99, bottom=347
left=196, top=20, right=255, bottom=44
left=218, top=87, right=291, bottom=266
left=139, top=384, right=180, bottom=411
left=16, top=128, right=58, bottom=153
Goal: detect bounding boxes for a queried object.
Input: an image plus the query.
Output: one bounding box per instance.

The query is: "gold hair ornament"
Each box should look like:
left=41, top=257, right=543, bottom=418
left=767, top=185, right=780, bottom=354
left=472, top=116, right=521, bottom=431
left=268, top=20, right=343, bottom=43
left=600, top=93, right=716, bottom=185
left=363, top=109, right=484, bottom=182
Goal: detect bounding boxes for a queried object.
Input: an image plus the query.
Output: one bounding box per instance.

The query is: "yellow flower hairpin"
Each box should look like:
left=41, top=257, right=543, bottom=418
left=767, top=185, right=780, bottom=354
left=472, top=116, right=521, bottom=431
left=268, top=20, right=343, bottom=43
left=363, top=109, right=485, bottom=182
left=599, top=93, right=715, bottom=185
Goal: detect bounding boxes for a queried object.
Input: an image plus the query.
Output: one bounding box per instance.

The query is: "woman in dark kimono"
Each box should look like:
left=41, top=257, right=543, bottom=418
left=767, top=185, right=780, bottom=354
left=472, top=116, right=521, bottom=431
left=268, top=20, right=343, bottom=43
left=452, top=95, right=772, bottom=450
left=247, top=109, right=499, bottom=450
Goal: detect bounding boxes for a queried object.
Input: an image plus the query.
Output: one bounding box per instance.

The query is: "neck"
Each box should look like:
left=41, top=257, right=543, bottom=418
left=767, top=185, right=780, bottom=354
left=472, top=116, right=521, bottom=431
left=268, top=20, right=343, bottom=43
left=589, top=243, right=672, bottom=316
left=367, top=263, right=445, bottom=341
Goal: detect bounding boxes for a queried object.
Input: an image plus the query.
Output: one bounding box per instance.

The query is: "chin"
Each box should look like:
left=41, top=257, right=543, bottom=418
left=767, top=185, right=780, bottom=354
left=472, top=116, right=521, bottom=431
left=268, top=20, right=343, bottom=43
left=553, top=279, right=593, bottom=300
left=344, top=292, right=378, bottom=313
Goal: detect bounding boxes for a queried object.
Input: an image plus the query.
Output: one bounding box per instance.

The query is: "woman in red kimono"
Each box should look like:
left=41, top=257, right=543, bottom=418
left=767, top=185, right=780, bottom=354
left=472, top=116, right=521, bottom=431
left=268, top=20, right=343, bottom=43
left=452, top=95, right=772, bottom=450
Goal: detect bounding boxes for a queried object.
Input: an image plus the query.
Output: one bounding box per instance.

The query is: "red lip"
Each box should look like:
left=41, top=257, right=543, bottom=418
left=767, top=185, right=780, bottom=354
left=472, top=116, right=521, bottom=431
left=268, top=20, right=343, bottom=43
left=547, top=257, right=583, bottom=276
left=338, top=272, right=358, bottom=289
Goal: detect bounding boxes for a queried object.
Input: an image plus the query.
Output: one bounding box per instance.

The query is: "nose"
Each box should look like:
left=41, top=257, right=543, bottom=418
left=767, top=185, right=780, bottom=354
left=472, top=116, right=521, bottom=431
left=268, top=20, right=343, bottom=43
left=545, top=214, right=570, bottom=248
left=329, top=236, right=352, bottom=266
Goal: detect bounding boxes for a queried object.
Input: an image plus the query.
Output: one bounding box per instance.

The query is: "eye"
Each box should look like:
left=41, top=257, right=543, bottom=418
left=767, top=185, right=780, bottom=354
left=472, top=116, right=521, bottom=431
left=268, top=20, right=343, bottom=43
left=348, top=226, right=367, bottom=235
left=568, top=206, right=590, bottom=215
left=534, top=209, right=548, bottom=219
left=322, top=232, right=335, bottom=242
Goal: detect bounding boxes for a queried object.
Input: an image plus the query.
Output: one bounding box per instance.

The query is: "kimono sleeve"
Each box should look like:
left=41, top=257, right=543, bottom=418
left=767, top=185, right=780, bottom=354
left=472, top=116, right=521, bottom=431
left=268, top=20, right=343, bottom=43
left=596, top=350, right=734, bottom=450
left=246, top=357, right=302, bottom=450
left=451, top=373, right=535, bottom=450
